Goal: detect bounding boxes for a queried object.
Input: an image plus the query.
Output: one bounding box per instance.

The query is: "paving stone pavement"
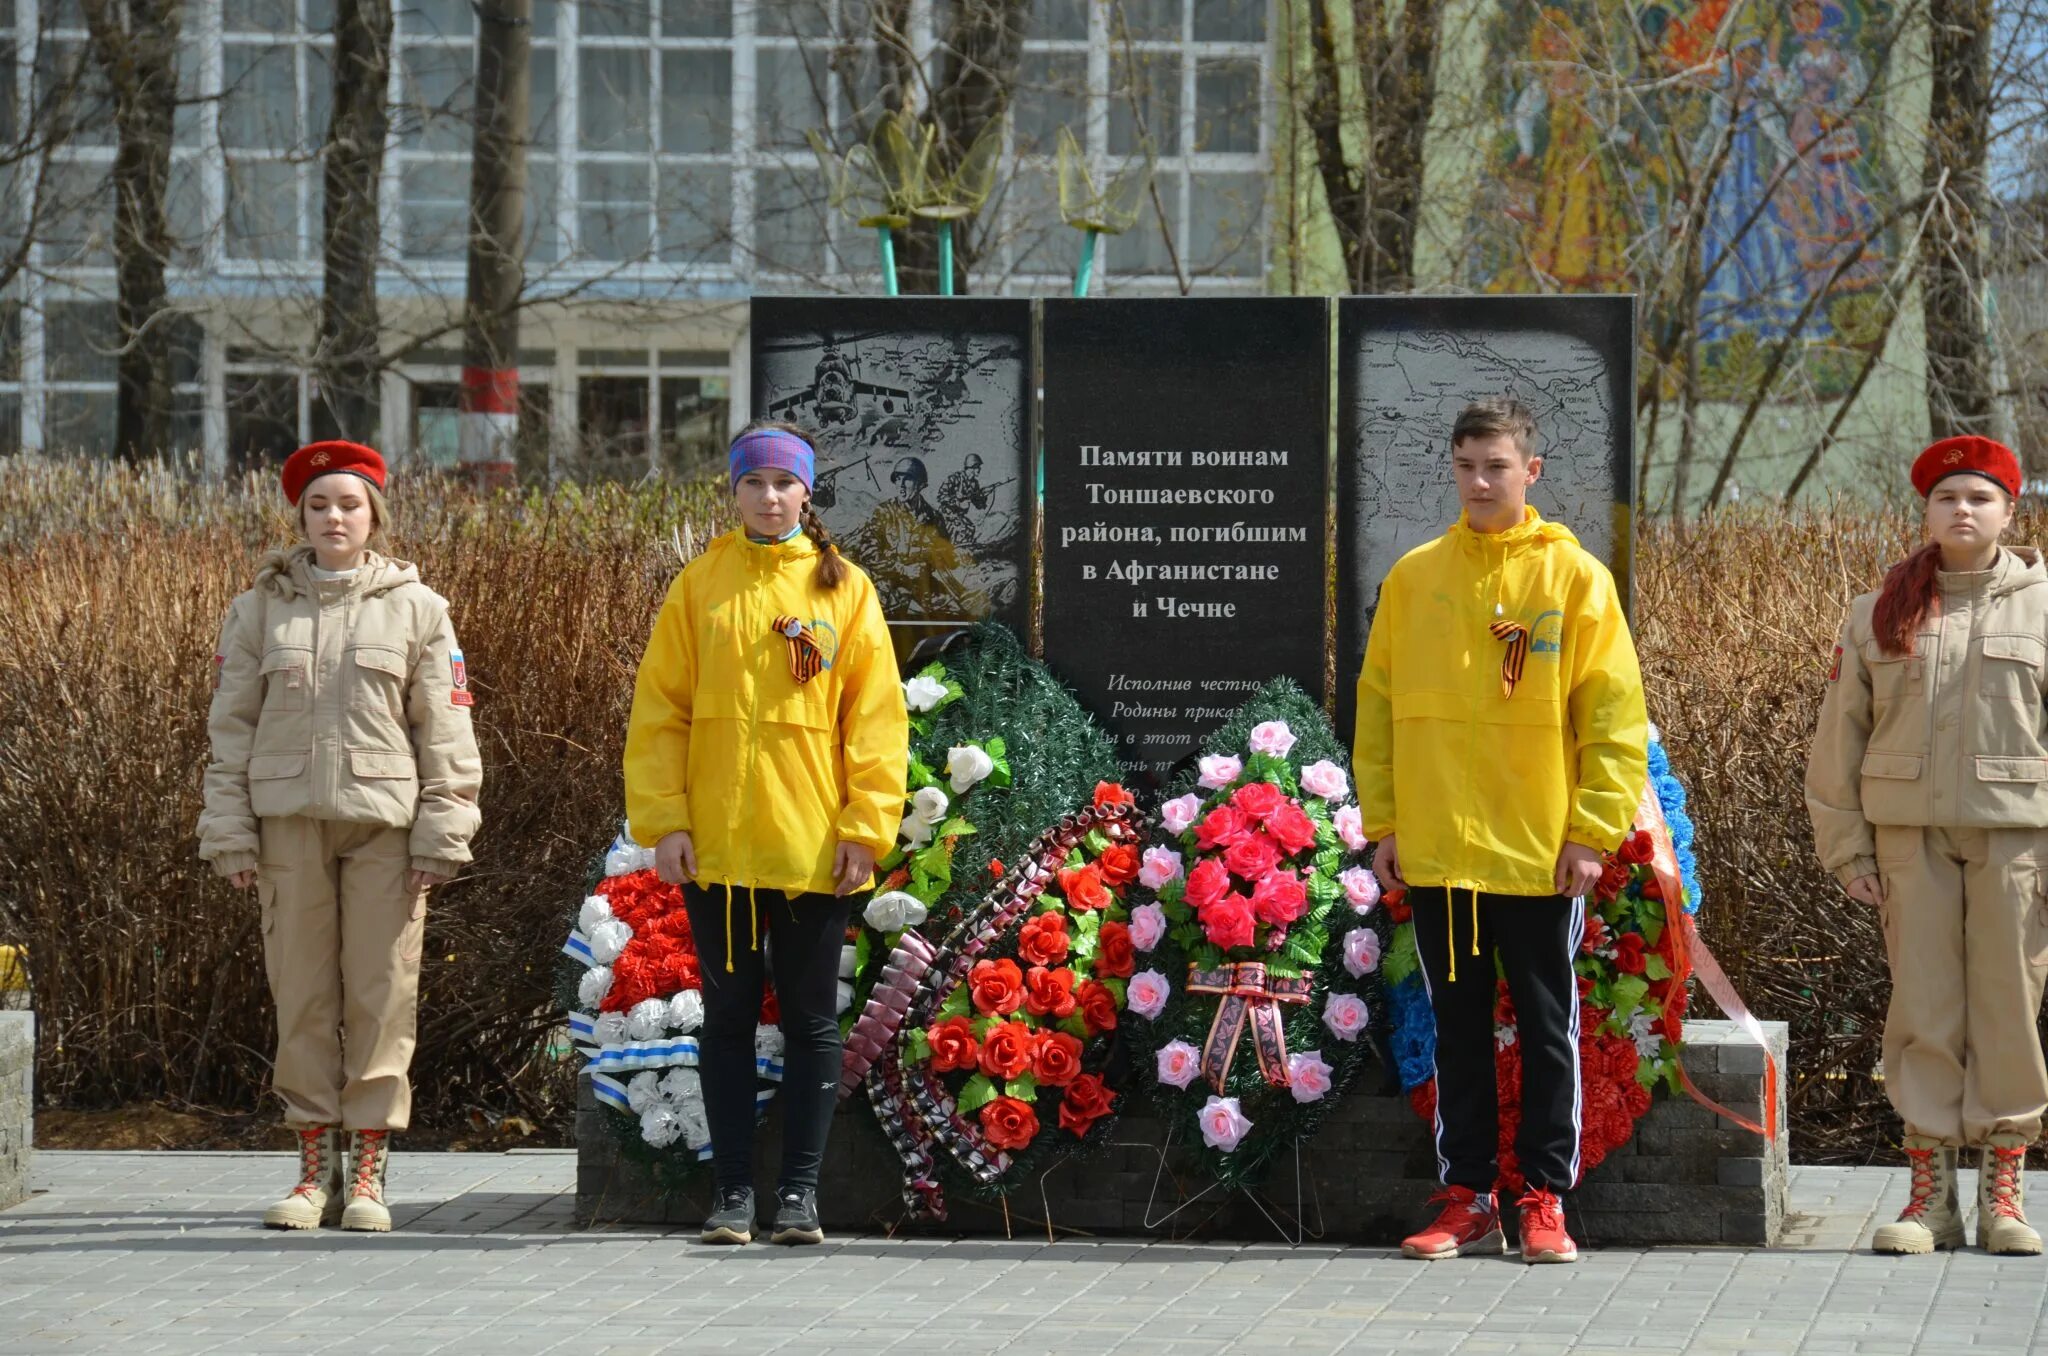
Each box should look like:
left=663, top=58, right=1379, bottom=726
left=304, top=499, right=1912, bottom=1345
left=4, top=1153, right=2047, bottom=1355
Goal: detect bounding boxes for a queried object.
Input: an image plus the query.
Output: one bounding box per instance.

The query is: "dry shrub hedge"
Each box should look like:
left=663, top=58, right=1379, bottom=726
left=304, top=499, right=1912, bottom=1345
left=0, top=467, right=2024, bottom=1161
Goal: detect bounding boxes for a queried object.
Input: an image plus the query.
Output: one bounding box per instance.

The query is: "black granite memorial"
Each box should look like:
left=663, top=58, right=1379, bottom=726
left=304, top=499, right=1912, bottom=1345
left=751, top=297, right=1033, bottom=668
left=1041, top=297, right=1329, bottom=789
left=1335, top=295, right=1636, bottom=738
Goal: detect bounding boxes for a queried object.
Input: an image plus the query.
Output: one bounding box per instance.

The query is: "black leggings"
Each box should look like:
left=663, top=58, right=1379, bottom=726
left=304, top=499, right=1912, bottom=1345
left=681, top=883, right=851, bottom=1193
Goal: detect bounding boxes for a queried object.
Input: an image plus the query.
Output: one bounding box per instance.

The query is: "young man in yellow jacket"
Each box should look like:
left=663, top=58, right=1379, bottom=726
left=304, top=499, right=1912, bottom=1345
left=1354, top=396, right=1649, bottom=1264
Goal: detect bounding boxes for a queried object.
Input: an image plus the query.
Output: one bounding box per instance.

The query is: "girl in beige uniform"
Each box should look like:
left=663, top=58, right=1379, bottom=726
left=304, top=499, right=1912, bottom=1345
left=197, top=441, right=481, bottom=1232
left=1807, top=435, right=2048, bottom=1257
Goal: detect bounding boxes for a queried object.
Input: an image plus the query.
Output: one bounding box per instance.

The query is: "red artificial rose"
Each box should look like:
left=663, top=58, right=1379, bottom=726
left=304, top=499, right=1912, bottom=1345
left=980, top=1095, right=1040, bottom=1151
left=1097, top=842, right=1141, bottom=888
left=1095, top=921, right=1137, bottom=979
left=1617, top=831, right=1654, bottom=865
left=1223, top=832, right=1283, bottom=882
left=1184, top=858, right=1231, bottom=911
left=1018, top=912, right=1070, bottom=967
left=1032, top=1030, right=1084, bottom=1087
left=1594, top=860, right=1632, bottom=903
left=970, top=957, right=1026, bottom=1015
left=1250, top=868, right=1309, bottom=926
left=1612, top=932, right=1648, bottom=975
left=1581, top=914, right=1611, bottom=955
left=1267, top=803, right=1319, bottom=856
left=1058, top=1072, right=1116, bottom=1137
left=1093, top=782, right=1136, bottom=812
left=1384, top=888, right=1412, bottom=923
left=1200, top=891, right=1257, bottom=951
left=989, top=858, right=1006, bottom=878
left=927, top=1016, right=980, bottom=1073
left=1231, top=781, right=1284, bottom=822
left=1058, top=863, right=1114, bottom=913
left=760, top=988, right=780, bottom=1024
left=1076, top=979, right=1119, bottom=1035
left=1625, top=1081, right=1652, bottom=1118
left=1195, top=804, right=1251, bottom=851
left=1409, top=1080, right=1437, bottom=1123
left=1640, top=877, right=1664, bottom=901
left=1024, top=965, right=1079, bottom=1019
left=1656, top=1011, right=1683, bottom=1043
left=978, top=1020, right=1037, bottom=1080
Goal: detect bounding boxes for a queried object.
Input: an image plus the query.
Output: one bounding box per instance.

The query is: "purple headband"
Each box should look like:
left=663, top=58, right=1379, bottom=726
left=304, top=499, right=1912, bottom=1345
left=729, top=429, right=816, bottom=491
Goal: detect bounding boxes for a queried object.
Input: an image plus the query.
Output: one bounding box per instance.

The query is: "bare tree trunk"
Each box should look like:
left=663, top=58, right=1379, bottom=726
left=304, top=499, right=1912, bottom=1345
left=1922, top=0, right=1996, bottom=437
left=460, top=0, right=530, bottom=485
left=1304, top=0, right=1443, bottom=293
left=317, top=0, right=393, bottom=442
left=81, top=0, right=180, bottom=464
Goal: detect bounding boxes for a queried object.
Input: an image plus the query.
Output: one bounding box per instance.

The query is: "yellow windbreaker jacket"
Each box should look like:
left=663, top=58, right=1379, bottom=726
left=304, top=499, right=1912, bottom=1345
left=624, top=529, right=908, bottom=896
left=1352, top=507, right=1649, bottom=897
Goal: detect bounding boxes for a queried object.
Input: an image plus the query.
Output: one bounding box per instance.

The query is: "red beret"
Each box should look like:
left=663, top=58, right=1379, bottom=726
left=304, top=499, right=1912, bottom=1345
left=1912, top=435, right=2021, bottom=499
left=281, top=440, right=387, bottom=506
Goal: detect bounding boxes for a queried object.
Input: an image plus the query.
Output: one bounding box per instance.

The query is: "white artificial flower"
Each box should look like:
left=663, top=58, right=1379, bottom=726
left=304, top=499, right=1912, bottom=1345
left=756, top=1025, right=786, bottom=1063
left=605, top=832, right=655, bottom=878
left=900, top=815, right=937, bottom=850
left=666, top=990, right=704, bottom=1033
left=625, top=1070, right=661, bottom=1114
left=639, top=1103, right=683, bottom=1148
left=658, top=1066, right=702, bottom=1105
left=904, top=674, right=949, bottom=712
left=1495, top=1022, right=1518, bottom=1051
left=576, top=965, right=614, bottom=1010
left=1629, top=1010, right=1663, bottom=1060
left=839, top=944, right=859, bottom=979
left=912, top=786, right=950, bottom=825
left=836, top=979, right=856, bottom=1014
left=676, top=1100, right=712, bottom=1151
left=946, top=744, right=996, bottom=794
left=587, top=918, right=633, bottom=965
left=625, top=998, right=670, bottom=1042
left=865, top=890, right=929, bottom=933
left=593, top=1012, right=629, bottom=1046
left=578, top=894, right=614, bottom=934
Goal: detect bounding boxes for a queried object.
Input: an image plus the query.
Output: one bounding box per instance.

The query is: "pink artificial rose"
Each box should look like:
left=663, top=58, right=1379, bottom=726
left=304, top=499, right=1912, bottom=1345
left=1333, top=804, right=1368, bottom=853
left=1156, top=1039, right=1201, bottom=1089
left=1322, top=991, right=1370, bottom=1042
left=1299, top=759, right=1349, bottom=801
left=1200, top=892, right=1257, bottom=951
left=1160, top=793, right=1203, bottom=836
left=1196, top=754, right=1244, bottom=791
left=1128, top=902, right=1168, bottom=952
left=1340, top=866, right=1380, bottom=913
left=1127, top=969, right=1170, bottom=1020
left=1198, top=1095, right=1253, bottom=1151
left=1247, top=721, right=1297, bottom=757
left=1287, top=1050, right=1334, bottom=1103
left=1195, top=804, right=1251, bottom=852
left=1250, top=869, right=1309, bottom=927
left=1183, top=858, right=1231, bottom=912
left=1342, top=927, right=1383, bottom=978
left=1138, top=848, right=1184, bottom=891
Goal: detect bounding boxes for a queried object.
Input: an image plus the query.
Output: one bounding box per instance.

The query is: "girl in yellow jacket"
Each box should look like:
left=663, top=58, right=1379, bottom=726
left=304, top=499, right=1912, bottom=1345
left=198, top=440, right=482, bottom=1233
left=625, top=419, right=908, bottom=1246
left=1806, top=435, right=2048, bottom=1258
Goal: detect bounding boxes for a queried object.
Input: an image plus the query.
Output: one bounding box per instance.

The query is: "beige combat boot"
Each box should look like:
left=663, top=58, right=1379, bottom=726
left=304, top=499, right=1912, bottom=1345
left=261, top=1125, right=343, bottom=1230
left=1873, top=1135, right=1964, bottom=1254
left=339, top=1129, right=393, bottom=1232
left=1977, top=1135, right=2042, bottom=1256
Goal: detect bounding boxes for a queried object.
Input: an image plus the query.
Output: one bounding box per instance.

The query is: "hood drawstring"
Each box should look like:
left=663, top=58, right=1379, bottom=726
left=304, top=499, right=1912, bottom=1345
left=722, top=881, right=762, bottom=974
left=1446, top=887, right=1482, bottom=983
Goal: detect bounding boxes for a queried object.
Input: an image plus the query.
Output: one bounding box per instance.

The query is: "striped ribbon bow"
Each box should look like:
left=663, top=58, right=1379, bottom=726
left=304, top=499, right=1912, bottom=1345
left=773, top=615, right=827, bottom=685
left=1489, top=617, right=1531, bottom=697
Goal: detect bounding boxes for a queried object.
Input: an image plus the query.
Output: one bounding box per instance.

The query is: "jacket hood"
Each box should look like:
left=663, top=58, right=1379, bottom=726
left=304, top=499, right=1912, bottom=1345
left=255, top=545, right=422, bottom=601
left=1993, top=546, right=2048, bottom=597
left=1448, top=505, right=1579, bottom=553
left=705, top=527, right=820, bottom=572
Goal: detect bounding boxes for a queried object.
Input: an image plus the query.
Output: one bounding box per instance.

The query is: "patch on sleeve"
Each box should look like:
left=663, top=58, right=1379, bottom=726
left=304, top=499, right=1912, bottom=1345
left=1829, top=644, right=1843, bottom=682
left=449, top=650, right=474, bottom=706
left=212, top=654, right=224, bottom=690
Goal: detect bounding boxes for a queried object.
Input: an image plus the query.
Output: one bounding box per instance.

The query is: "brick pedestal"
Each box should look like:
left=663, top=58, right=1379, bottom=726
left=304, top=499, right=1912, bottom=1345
left=577, top=1018, right=1789, bottom=1246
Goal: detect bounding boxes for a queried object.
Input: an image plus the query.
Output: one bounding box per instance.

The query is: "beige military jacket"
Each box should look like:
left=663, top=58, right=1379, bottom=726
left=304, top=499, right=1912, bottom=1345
left=1807, top=546, right=2048, bottom=885
left=198, top=546, right=482, bottom=879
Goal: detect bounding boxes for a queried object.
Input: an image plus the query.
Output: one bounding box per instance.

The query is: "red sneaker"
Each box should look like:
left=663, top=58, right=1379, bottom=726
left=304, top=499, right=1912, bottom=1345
left=1517, top=1187, right=1578, bottom=1263
left=1401, top=1185, right=1505, bottom=1260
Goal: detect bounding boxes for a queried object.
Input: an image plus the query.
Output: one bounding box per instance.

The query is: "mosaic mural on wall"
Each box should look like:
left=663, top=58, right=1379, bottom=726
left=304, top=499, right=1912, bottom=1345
left=1462, top=0, right=1901, bottom=401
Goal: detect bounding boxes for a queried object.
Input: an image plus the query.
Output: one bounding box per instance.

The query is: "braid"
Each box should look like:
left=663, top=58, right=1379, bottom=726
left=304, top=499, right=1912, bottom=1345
left=1872, top=541, right=1942, bottom=656
left=802, top=502, right=849, bottom=589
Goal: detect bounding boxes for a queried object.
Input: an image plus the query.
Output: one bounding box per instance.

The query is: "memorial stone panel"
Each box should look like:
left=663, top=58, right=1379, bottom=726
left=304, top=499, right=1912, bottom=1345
left=751, top=297, right=1033, bottom=667
left=1336, top=296, right=1635, bottom=737
left=1042, top=298, right=1330, bottom=787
